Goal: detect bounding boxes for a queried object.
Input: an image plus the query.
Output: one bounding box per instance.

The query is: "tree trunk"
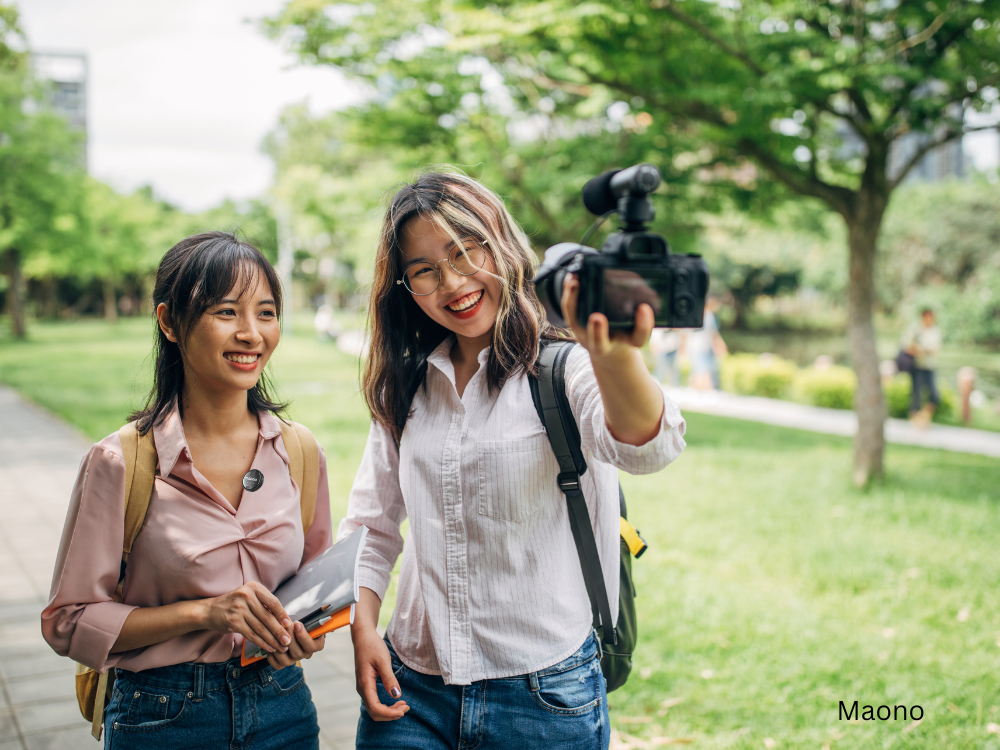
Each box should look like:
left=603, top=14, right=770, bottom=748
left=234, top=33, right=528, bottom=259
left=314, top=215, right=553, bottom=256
left=102, top=277, right=118, bottom=323
left=4, top=248, right=26, bottom=339
left=844, top=196, right=888, bottom=486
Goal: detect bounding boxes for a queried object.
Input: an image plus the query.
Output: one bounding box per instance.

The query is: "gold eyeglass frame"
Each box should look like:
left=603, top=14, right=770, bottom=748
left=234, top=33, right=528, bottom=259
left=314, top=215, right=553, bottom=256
left=396, top=240, right=489, bottom=296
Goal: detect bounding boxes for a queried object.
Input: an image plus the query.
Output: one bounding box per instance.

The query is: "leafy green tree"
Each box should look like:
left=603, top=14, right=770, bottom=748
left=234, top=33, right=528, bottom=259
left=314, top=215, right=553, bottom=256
left=0, top=3, right=86, bottom=337
left=72, top=181, right=176, bottom=322
left=268, top=0, right=1000, bottom=483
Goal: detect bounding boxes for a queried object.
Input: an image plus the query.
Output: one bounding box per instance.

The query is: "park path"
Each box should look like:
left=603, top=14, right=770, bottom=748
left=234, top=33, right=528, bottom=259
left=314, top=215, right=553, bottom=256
left=666, top=386, right=1000, bottom=458
left=0, top=385, right=358, bottom=750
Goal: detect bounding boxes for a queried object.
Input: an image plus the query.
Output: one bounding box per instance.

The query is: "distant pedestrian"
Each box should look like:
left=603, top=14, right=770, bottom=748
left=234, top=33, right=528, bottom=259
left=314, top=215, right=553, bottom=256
left=901, top=307, right=942, bottom=427
left=684, top=296, right=727, bottom=390
left=649, top=328, right=681, bottom=386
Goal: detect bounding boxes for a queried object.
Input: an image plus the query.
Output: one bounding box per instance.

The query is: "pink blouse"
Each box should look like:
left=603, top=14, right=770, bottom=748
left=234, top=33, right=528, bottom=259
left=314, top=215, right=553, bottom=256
left=41, top=404, right=333, bottom=673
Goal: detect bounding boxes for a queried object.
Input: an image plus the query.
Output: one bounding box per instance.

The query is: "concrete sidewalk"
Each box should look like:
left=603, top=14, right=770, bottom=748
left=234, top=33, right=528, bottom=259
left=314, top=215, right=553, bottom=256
left=666, top=387, right=1000, bottom=458
left=0, top=385, right=358, bottom=750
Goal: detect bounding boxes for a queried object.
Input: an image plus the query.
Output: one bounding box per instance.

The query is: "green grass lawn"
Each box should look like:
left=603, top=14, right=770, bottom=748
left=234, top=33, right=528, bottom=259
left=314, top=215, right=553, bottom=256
left=2, top=318, right=999, bottom=749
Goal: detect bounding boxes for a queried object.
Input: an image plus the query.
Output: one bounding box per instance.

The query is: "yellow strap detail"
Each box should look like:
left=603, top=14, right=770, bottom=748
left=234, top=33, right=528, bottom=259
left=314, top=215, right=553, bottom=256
left=620, top=517, right=648, bottom=558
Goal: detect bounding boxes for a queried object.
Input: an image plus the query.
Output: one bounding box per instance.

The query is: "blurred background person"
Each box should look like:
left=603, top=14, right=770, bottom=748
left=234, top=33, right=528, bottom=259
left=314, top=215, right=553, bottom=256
left=683, top=296, right=727, bottom=390
left=901, top=307, right=942, bottom=427
left=649, top=327, right=681, bottom=386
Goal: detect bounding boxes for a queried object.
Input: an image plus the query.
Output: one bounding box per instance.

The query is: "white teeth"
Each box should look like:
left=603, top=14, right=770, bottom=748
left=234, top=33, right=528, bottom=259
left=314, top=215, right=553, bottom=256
left=448, top=290, right=482, bottom=312
left=226, top=354, right=258, bottom=364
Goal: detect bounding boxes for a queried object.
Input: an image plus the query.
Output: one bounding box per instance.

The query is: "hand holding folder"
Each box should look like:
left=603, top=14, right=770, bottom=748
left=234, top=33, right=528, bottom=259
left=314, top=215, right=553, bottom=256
left=242, top=526, right=368, bottom=666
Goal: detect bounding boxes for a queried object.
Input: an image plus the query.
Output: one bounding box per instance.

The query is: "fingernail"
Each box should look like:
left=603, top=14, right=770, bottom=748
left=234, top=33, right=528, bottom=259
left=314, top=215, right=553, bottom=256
left=390, top=687, right=401, bottom=698
left=281, top=635, right=291, bottom=645
left=294, top=622, right=303, bottom=632
left=281, top=618, right=292, bottom=628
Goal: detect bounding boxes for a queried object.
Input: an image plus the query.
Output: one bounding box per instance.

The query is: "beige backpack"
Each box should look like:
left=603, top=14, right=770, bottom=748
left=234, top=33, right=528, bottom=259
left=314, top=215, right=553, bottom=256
left=75, top=419, right=321, bottom=739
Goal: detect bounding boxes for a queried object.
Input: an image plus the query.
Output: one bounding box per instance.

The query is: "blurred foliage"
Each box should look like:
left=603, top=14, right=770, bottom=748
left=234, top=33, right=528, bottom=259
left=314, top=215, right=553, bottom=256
left=720, top=352, right=798, bottom=398
left=879, top=178, right=1000, bottom=345
left=264, top=0, right=1000, bottom=224
left=794, top=363, right=857, bottom=409
left=0, top=2, right=87, bottom=336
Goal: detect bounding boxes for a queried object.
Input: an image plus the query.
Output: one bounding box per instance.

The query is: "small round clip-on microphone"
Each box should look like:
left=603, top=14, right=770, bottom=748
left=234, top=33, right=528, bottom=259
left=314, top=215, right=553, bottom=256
left=242, top=469, right=264, bottom=492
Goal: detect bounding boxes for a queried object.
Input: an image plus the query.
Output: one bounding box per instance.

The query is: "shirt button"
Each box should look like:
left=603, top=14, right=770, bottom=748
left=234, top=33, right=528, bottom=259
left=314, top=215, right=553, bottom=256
left=187, top=692, right=193, bottom=698
left=133, top=691, right=140, bottom=698
left=114, top=723, right=119, bottom=730
left=159, top=696, right=167, bottom=703
left=232, top=668, right=241, bottom=678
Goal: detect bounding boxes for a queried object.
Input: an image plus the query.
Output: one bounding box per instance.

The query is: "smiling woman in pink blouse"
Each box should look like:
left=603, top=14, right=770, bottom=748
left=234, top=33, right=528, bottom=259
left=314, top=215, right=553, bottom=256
left=340, top=172, right=687, bottom=750
left=42, top=232, right=333, bottom=750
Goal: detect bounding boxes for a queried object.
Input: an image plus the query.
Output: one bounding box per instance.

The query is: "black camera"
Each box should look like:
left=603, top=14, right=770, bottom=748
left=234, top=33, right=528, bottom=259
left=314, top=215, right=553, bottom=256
left=534, top=164, right=709, bottom=330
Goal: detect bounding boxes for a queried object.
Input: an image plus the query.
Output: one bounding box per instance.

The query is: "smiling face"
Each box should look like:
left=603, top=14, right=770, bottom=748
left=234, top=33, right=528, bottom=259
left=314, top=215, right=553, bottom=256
left=159, top=268, right=280, bottom=396
left=400, top=215, right=502, bottom=344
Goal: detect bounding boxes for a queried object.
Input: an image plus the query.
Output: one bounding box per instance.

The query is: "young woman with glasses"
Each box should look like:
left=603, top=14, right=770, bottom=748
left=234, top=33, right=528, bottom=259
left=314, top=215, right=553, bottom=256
left=339, top=172, right=688, bottom=749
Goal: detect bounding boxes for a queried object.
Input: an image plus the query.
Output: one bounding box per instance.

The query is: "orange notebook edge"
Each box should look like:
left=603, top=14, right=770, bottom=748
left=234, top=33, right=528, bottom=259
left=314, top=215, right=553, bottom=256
left=241, top=604, right=353, bottom=667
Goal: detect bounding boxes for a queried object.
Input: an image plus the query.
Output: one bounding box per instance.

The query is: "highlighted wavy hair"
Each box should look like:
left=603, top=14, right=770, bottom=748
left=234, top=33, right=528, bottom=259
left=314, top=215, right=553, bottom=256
left=363, top=170, right=559, bottom=442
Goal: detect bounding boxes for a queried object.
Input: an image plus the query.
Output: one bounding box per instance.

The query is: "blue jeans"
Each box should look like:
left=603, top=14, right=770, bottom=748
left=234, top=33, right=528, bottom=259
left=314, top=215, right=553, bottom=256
left=104, top=657, right=318, bottom=750
left=910, top=368, right=939, bottom=412
left=356, top=632, right=609, bottom=750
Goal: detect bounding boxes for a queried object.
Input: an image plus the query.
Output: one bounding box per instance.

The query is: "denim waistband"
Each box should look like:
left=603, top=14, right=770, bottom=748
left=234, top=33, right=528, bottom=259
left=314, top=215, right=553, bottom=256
left=115, top=657, right=276, bottom=697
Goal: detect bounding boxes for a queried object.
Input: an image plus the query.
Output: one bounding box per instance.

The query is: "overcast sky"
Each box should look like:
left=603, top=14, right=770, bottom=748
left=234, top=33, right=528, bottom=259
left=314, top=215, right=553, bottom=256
left=20, top=0, right=359, bottom=211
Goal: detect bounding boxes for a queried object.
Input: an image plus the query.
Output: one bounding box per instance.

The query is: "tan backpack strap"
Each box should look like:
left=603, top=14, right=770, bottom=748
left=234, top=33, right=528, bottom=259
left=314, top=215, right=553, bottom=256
left=119, top=422, right=157, bottom=560
left=279, top=421, right=319, bottom=534
left=115, top=422, right=157, bottom=602
left=90, top=671, right=109, bottom=740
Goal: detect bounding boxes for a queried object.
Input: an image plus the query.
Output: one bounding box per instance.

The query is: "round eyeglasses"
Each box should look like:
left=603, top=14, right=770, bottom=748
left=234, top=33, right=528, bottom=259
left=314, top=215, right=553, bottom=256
left=397, top=241, right=488, bottom=296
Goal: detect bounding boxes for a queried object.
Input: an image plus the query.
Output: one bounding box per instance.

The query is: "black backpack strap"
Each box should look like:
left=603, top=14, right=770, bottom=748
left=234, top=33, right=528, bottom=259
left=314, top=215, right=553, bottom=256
left=529, top=340, right=617, bottom=645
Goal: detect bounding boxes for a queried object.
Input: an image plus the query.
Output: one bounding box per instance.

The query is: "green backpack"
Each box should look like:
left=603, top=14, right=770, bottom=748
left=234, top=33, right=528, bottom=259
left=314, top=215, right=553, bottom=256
left=528, top=339, right=646, bottom=692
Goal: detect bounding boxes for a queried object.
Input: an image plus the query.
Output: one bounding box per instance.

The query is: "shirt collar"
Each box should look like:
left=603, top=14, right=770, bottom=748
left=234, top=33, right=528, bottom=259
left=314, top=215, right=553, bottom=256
left=426, top=336, right=456, bottom=379
left=425, top=336, right=492, bottom=386
left=152, top=398, right=279, bottom=477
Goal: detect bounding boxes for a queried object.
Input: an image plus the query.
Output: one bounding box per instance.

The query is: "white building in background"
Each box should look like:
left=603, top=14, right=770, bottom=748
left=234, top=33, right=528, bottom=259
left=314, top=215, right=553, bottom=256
left=31, top=51, right=88, bottom=170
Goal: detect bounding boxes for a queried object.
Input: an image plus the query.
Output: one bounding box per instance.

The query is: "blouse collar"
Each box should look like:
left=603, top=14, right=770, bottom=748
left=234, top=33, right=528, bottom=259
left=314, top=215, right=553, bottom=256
left=152, top=399, right=281, bottom=477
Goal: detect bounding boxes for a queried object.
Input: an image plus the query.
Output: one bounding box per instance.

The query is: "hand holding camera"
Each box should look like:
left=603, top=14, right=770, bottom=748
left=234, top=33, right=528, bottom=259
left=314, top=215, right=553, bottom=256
left=559, top=272, right=656, bottom=366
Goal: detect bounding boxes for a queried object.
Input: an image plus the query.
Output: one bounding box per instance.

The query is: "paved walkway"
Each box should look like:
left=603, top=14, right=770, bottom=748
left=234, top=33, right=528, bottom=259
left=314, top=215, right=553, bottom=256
left=666, top=387, right=1000, bottom=458
left=0, top=385, right=358, bottom=750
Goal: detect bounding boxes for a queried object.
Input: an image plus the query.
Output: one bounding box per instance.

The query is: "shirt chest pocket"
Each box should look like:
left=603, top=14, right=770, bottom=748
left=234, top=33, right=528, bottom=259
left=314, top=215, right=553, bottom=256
left=477, top=435, right=558, bottom=522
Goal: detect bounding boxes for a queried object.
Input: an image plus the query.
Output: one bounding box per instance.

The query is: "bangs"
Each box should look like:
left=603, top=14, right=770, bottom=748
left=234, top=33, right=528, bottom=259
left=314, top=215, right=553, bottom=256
left=171, top=235, right=282, bottom=338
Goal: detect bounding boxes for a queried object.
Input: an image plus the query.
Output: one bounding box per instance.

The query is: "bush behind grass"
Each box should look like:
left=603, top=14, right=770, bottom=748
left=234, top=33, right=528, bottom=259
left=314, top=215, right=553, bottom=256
left=2, top=319, right=999, bottom=748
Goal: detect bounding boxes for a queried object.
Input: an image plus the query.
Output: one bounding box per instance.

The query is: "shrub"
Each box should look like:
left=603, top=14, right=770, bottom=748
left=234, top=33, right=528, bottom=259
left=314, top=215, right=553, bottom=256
left=884, top=374, right=956, bottom=421
left=795, top=366, right=857, bottom=410
left=884, top=375, right=911, bottom=418
left=720, top=353, right=798, bottom=399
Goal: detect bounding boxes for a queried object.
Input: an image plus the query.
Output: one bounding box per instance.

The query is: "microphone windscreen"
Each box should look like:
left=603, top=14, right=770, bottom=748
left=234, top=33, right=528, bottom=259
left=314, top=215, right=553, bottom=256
left=581, top=168, right=620, bottom=215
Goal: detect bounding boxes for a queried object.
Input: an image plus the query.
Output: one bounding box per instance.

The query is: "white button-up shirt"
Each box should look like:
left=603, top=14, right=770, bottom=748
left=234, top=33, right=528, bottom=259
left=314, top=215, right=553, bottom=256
left=338, top=337, right=686, bottom=684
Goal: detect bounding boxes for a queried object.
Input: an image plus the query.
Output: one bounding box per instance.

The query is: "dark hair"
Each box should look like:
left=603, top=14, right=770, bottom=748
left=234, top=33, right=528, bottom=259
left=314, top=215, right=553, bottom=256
left=363, top=171, right=562, bottom=443
left=130, top=231, right=286, bottom=435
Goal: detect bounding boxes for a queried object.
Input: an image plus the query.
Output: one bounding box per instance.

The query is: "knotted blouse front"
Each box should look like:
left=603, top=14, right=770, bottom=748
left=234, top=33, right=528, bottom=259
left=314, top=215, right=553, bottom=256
left=41, top=404, right=333, bottom=673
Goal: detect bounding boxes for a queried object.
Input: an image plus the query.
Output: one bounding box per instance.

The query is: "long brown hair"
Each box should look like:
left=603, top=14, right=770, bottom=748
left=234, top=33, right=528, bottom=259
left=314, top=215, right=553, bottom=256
left=130, top=231, right=287, bottom=434
left=363, top=171, right=559, bottom=442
